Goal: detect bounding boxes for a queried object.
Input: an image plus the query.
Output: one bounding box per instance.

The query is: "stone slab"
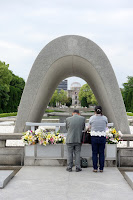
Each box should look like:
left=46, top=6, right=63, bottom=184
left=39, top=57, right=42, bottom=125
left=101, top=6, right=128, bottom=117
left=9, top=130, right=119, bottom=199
left=0, top=167, right=133, bottom=199
left=0, top=140, right=6, bottom=147
left=25, top=145, right=35, bottom=157
left=0, top=147, right=24, bottom=155
left=0, top=133, right=23, bottom=140
left=120, top=157, right=133, bottom=167
left=0, top=155, right=22, bottom=166
left=37, top=144, right=62, bottom=158
left=124, top=172, right=133, bottom=189
left=0, top=170, right=14, bottom=189
left=105, top=144, right=117, bottom=160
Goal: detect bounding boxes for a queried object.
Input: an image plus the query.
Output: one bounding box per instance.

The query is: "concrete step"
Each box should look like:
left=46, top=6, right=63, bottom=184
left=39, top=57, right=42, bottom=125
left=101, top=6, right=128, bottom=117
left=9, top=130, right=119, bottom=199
left=0, top=147, right=24, bottom=166
left=24, top=157, right=116, bottom=167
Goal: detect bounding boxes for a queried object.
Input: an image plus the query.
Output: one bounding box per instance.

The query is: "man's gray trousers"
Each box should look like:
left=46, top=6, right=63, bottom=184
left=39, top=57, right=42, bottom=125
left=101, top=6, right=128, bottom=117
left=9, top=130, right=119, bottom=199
left=66, top=143, right=81, bottom=169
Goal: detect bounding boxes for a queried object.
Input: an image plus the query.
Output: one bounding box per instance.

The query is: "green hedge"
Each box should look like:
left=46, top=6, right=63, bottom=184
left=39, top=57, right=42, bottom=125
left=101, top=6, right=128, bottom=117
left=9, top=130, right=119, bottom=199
left=0, top=112, right=17, bottom=118
left=45, top=109, right=64, bottom=113
left=127, top=112, right=133, bottom=116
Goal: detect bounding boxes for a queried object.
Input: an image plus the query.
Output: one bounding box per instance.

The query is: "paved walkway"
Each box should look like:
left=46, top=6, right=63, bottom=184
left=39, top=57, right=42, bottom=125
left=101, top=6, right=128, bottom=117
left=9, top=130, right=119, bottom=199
left=0, top=167, right=133, bottom=200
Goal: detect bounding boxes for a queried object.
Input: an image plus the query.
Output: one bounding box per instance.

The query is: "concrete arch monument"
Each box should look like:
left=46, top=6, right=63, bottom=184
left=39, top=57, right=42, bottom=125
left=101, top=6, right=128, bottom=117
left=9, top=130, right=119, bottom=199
left=14, top=35, right=130, bottom=134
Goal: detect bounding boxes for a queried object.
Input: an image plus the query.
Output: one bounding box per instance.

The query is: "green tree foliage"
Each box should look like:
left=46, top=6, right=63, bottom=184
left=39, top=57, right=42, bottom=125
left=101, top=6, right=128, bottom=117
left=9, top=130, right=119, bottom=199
left=59, top=89, right=67, bottom=105
left=78, top=84, right=97, bottom=107
left=49, top=90, right=59, bottom=107
left=0, top=61, right=25, bottom=113
left=66, top=97, right=72, bottom=107
left=81, top=97, right=88, bottom=107
left=122, top=76, right=133, bottom=112
left=0, top=61, right=12, bottom=112
left=6, top=73, right=25, bottom=112
left=49, top=89, right=70, bottom=107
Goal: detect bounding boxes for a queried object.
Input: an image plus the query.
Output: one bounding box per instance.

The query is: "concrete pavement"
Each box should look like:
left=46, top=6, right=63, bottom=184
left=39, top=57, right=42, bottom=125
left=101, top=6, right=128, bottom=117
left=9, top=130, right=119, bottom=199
left=0, top=166, right=133, bottom=200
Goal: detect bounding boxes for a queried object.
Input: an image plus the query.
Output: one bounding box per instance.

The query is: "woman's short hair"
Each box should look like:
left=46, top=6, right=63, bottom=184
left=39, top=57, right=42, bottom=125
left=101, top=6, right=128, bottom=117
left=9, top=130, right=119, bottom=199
left=95, top=106, right=102, bottom=114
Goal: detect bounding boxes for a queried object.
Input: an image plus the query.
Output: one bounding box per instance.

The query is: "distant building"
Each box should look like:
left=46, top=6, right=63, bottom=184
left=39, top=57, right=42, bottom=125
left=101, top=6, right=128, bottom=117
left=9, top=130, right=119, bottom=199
left=68, top=82, right=81, bottom=106
left=57, top=79, right=68, bottom=91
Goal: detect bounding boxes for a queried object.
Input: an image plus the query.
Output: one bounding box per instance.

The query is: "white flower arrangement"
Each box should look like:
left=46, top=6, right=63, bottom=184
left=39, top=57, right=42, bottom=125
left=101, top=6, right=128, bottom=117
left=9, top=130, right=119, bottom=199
left=106, top=128, right=123, bottom=144
left=21, top=128, right=66, bottom=146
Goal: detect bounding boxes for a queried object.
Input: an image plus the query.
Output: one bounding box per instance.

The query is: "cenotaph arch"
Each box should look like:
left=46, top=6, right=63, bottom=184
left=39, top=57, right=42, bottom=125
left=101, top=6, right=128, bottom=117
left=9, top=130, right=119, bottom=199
left=14, top=35, right=130, bottom=134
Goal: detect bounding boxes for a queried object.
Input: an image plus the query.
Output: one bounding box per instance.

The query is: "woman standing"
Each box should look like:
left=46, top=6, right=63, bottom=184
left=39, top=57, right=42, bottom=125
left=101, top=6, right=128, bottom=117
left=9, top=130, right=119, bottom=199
left=88, top=106, right=108, bottom=172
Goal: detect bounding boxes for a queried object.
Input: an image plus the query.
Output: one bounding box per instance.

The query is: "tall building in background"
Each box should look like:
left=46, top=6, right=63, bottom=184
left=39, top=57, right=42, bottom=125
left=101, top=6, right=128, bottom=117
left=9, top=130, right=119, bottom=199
left=57, top=79, right=68, bottom=91
left=68, top=82, right=81, bottom=106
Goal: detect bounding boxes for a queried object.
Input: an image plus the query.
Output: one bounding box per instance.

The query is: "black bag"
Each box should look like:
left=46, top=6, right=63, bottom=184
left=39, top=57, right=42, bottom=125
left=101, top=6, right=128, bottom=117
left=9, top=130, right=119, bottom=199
left=80, top=157, right=88, bottom=168
left=82, top=130, right=91, bottom=144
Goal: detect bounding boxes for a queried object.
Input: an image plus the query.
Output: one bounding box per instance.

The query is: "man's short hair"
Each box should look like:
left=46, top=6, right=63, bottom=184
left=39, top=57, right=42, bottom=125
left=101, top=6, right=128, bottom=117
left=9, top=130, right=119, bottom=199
left=73, top=109, right=79, bottom=114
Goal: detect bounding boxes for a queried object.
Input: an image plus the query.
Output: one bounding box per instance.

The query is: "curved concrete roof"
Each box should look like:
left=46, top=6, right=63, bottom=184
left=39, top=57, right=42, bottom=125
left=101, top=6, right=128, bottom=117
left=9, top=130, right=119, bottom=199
left=14, top=35, right=130, bottom=134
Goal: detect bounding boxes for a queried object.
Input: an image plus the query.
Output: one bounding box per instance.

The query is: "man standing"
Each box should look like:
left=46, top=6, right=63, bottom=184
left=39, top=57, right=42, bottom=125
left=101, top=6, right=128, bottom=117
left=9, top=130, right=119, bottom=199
left=66, top=110, right=85, bottom=172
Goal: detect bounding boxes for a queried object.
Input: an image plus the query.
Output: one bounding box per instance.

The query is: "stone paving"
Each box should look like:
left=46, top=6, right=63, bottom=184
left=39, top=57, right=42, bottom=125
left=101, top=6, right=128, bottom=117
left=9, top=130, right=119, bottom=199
left=0, top=167, right=133, bottom=200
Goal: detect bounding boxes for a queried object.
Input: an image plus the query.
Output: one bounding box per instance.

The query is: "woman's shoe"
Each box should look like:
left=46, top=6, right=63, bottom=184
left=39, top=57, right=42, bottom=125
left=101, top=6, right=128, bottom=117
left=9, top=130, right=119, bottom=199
left=100, top=170, right=103, bottom=172
left=93, top=169, right=97, bottom=172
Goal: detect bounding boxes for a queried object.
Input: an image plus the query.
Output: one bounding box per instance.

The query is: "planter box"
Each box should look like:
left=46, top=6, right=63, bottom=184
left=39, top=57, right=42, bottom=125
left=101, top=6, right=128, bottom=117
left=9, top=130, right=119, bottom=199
left=24, top=144, right=92, bottom=166
left=25, top=144, right=92, bottom=159
left=105, top=144, right=117, bottom=160
left=24, top=144, right=117, bottom=166
left=25, top=144, right=63, bottom=158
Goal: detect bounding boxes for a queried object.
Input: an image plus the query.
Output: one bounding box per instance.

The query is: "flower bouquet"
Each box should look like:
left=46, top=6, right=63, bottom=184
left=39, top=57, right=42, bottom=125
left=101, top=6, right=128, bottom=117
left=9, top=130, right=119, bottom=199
left=21, top=130, right=38, bottom=145
left=106, top=127, right=123, bottom=144
left=21, top=128, right=66, bottom=146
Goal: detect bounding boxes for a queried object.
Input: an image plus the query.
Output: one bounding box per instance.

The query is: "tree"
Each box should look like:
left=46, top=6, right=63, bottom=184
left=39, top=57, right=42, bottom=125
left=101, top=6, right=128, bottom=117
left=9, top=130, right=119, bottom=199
left=81, top=97, right=88, bottom=107
left=66, top=97, right=72, bottom=107
left=122, top=76, right=133, bottom=112
left=0, top=61, right=12, bottom=91
left=59, top=89, right=67, bottom=105
left=0, top=61, right=25, bottom=113
left=78, top=84, right=97, bottom=107
left=0, top=61, right=12, bottom=112
left=6, top=73, right=25, bottom=112
left=49, top=90, right=59, bottom=107
left=49, top=89, right=68, bottom=107
left=91, top=93, right=98, bottom=105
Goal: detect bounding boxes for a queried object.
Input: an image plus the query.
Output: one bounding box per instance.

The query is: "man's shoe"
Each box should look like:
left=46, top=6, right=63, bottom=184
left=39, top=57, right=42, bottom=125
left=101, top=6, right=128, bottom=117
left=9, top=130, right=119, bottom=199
left=66, top=168, right=72, bottom=172
left=76, top=168, right=82, bottom=172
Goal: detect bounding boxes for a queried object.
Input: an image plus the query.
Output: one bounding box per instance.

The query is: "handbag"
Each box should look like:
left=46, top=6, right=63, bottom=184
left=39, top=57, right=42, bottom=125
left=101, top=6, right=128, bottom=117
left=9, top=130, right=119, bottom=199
left=80, top=157, right=88, bottom=168
left=82, top=130, right=91, bottom=144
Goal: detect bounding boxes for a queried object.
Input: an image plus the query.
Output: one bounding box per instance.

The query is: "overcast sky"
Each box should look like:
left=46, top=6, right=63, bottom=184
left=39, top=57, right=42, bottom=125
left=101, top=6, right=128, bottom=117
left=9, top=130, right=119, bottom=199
left=0, top=0, right=133, bottom=89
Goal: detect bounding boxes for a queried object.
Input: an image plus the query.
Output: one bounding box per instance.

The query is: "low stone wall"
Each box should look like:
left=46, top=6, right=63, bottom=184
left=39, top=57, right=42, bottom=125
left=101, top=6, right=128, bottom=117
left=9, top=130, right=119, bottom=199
left=0, top=133, right=24, bottom=166
left=117, top=147, right=133, bottom=167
